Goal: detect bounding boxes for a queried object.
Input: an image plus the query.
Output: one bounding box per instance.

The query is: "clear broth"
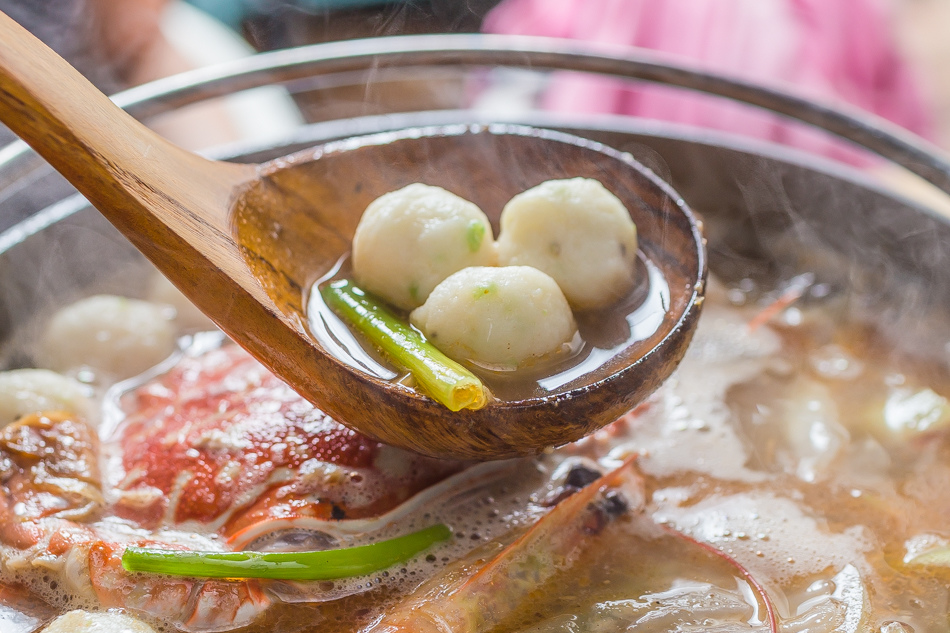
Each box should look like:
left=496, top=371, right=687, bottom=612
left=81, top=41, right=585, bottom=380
left=306, top=252, right=670, bottom=401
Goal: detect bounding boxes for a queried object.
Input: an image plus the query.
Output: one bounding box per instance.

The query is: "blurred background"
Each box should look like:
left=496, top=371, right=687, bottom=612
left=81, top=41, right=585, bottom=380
left=2, top=0, right=950, bottom=203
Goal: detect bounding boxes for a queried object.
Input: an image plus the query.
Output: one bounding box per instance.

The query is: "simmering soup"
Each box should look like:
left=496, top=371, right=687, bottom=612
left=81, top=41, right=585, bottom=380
left=2, top=268, right=949, bottom=632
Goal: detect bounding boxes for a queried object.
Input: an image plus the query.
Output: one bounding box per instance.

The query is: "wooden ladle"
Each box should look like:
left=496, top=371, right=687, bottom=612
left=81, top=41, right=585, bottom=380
left=0, top=11, right=706, bottom=460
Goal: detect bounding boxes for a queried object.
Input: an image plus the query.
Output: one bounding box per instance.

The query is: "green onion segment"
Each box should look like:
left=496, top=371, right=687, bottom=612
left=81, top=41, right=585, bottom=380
left=122, top=523, right=452, bottom=580
left=321, top=280, right=487, bottom=412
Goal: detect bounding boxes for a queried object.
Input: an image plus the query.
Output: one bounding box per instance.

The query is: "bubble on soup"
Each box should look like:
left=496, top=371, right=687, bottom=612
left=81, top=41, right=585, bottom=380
left=410, top=266, right=577, bottom=369
left=654, top=492, right=873, bottom=585
left=5, top=546, right=102, bottom=620
left=253, top=459, right=552, bottom=606
left=352, top=183, right=497, bottom=310
left=496, top=177, right=638, bottom=310
left=36, top=295, right=176, bottom=382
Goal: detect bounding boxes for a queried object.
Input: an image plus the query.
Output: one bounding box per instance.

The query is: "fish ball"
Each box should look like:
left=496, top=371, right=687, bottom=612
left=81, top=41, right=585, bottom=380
left=410, top=266, right=577, bottom=369
left=352, top=183, right=497, bottom=310
left=37, top=295, right=177, bottom=381
left=497, top=177, right=638, bottom=310
left=0, top=369, right=93, bottom=428
left=43, top=610, right=157, bottom=633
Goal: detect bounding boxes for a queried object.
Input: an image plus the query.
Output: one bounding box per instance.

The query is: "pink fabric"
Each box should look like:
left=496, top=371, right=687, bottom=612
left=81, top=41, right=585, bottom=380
left=483, top=0, right=933, bottom=162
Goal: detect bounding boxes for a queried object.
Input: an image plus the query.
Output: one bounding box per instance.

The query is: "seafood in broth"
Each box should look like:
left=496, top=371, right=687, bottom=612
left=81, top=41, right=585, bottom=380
left=4, top=271, right=950, bottom=633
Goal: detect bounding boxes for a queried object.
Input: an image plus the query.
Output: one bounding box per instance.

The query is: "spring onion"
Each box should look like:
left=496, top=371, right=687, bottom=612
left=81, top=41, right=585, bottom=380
left=122, top=523, right=451, bottom=580
left=321, top=279, right=487, bottom=412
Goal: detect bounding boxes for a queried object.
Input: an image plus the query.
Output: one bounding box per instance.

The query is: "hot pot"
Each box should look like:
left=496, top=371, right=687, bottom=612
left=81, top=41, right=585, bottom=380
left=3, top=36, right=949, bottom=362
left=2, top=36, right=950, bottom=631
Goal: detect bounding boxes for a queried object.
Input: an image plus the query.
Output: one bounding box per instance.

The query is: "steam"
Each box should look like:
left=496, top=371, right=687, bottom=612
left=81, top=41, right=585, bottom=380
left=0, top=0, right=122, bottom=93
left=0, top=0, right=125, bottom=151
left=729, top=139, right=950, bottom=366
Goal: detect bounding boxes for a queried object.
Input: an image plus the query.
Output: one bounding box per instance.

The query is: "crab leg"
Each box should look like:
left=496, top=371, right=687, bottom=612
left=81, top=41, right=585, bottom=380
left=0, top=412, right=271, bottom=633
left=368, top=458, right=645, bottom=633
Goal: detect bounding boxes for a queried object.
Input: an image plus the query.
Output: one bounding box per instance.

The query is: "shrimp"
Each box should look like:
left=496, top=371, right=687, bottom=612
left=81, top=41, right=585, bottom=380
left=367, top=458, right=646, bottom=633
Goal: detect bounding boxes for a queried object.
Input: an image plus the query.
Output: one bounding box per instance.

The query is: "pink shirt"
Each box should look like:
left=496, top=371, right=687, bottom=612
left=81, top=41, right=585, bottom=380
left=483, top=0, right=933, bottom=162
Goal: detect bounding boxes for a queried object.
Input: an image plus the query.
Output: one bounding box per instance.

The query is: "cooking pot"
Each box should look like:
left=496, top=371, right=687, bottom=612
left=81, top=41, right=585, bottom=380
left=2, top=35, right=949, bottom=369
left=3, top=35, right=950, bottom=633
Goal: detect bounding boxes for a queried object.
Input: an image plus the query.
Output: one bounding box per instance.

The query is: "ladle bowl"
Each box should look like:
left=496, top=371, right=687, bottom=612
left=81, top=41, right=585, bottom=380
left=0, top=10, right=705, bottom=459
left=236, top=124, right=706, bottom=458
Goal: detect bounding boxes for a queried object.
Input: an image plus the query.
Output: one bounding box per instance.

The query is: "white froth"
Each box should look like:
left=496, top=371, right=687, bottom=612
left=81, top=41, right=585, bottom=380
left=903, top=533, right=950, bottom=565
left=0, top=519, right=226, bottom=626
left=653, top=492, right=872, bottom=585
left=43, top=609, right=157, bottom=633
left=265, top=459, right=551, bottom=604
left=683, top=303, right=781, bottom=366
left=0, top=541, right=99, bottom=615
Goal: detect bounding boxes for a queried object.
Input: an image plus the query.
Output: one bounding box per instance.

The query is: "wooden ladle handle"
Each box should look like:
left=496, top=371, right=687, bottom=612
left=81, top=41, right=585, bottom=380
left=0, top=9, right=254, bottom=242
left=0, top=10, right=291, bottom=394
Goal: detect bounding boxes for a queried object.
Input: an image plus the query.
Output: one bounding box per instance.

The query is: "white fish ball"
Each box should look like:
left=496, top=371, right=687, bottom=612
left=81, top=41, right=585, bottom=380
left=497, top=177, right=639, bottom=310
left=37, top=295, right=177, bottom=381
left=410, top=266, right=577, bottom=369
left=43, top=610, right=157, bottom=633
left=0, top=369, right=93, bottom=428
left=352, top=183, right=497, bottom=310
